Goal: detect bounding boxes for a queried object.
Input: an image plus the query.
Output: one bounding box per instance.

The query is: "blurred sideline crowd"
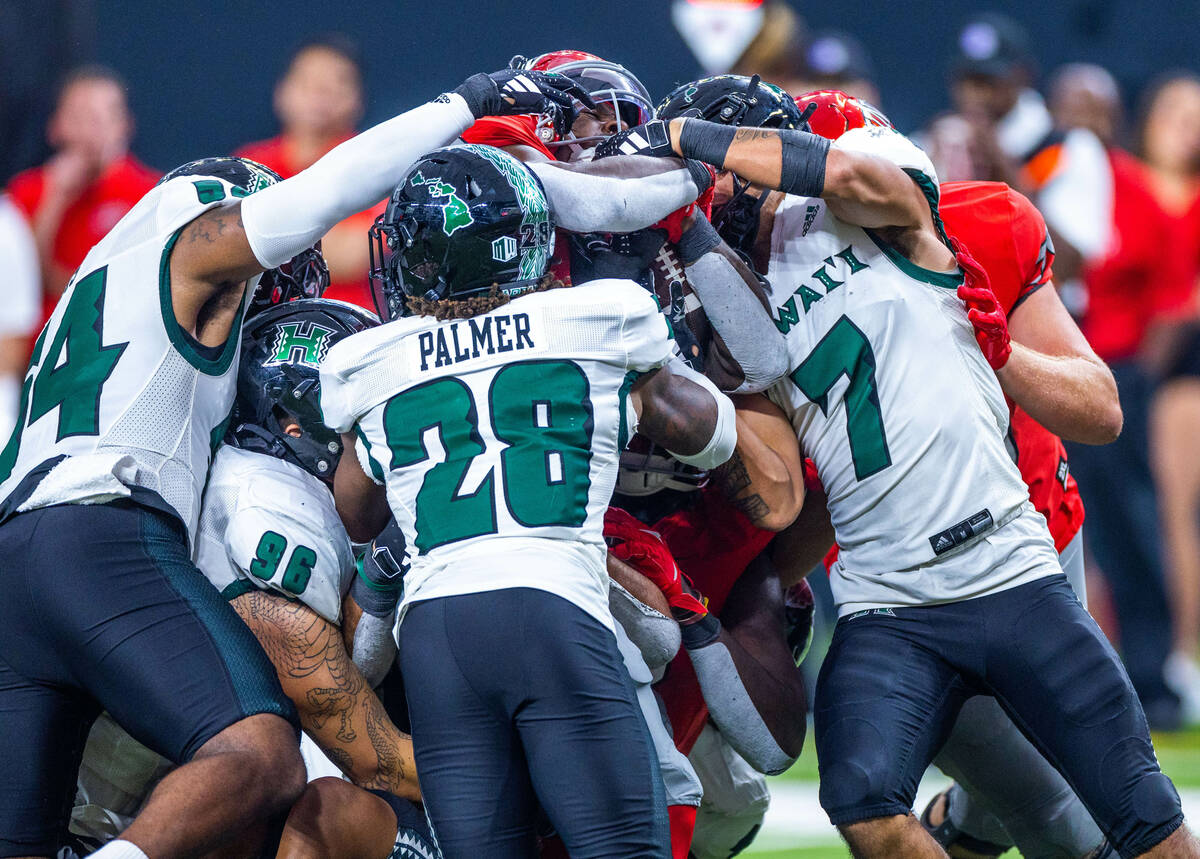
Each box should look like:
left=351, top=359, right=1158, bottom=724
left=3, top=8, right=1200, bottom=730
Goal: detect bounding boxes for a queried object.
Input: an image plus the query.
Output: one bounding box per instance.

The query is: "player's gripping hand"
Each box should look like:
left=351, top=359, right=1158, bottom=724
left=604, top=507, right=713, bottom=642
left=953, top=238, right=1012, bottom=370
left=453, top=70, right=595, bottom=129
left=595, top=119, right=676, bottom=159
left=351, top=518, right=408, bottom=618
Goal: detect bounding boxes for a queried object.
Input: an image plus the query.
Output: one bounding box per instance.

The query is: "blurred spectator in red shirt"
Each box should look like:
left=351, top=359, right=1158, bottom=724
left=1136, top=73, right=1200, bottom=722
left=1048, top=64, right=1184, bottom=726
left=237, top=35, right=379, bottom=309
left=6, top=66, right=159, bottom=319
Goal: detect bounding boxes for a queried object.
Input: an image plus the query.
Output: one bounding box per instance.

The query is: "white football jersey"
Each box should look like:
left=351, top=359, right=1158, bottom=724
left=0, top=174, right=262, bottom=542
left=194, top=445, right=355, bottom=625
left=320, top=279, right=674, bottom=630
left=765, top=193, right=1059, bottom=614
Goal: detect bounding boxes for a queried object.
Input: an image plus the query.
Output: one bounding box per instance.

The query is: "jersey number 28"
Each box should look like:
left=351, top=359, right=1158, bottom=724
left=381, top=359, right=594, bottom=553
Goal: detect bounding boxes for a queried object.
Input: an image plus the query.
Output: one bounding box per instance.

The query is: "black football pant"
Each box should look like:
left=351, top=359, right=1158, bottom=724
left=815, top=575, right=1183, bottom=859
left=0, top=501, right=297, bottom=857
left=400, top=587, right=670, bottom=858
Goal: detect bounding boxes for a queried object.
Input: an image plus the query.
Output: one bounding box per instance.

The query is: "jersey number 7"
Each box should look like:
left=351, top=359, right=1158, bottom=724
left=790, top=315, right=891, bottom=481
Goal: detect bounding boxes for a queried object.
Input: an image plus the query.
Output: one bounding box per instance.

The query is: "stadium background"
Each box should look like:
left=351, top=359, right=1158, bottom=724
left=3, top=1, right=1200, bottom=856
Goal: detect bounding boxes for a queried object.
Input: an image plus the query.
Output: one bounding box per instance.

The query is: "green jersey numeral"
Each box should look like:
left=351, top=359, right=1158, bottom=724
left=249, top=530, right=315, bottom=595
left=790, top=315, right=891, bottom=480
left=380, top=359, right=594, bottom=553
left=0, top=267, right=127, bottom=484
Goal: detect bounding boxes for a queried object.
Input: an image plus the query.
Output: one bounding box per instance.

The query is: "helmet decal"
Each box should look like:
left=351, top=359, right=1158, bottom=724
left=264, top=321, right=336, bottom=368
left=461, top=144, right=554, bottom=282
left=409, top=171, right=474, bottom=237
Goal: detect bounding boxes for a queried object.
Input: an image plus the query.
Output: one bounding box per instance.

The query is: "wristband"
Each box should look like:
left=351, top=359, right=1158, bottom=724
left=681, top=611, right=722, bottom=650
left=675, top=214, right=722, bottom=265
left=683, top=158, right=715, bottom=194
left=678, top=120, right=737, bottom=168
left=778, top=130, right=830, bottom=197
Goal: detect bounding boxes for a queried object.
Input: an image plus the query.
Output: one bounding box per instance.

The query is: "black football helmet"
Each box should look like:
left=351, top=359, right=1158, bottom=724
left=657, top=74, right=807, bottom=130
left=657, top=76, right=811, bottom=258
left=159, top=157, right=330, bottom=316
left=368, top=145, right=554, bottom=320
left=229, top=298, right=377, bottom=479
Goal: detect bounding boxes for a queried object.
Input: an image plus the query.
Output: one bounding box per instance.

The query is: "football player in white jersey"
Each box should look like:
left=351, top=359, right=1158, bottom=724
left=608, top=74, right=1199, bottom=859
left=322, top=144, right=738, bottom=857
left=0, top=67, right=597, bottom=859
left=68, top=299, right=439, bottom=858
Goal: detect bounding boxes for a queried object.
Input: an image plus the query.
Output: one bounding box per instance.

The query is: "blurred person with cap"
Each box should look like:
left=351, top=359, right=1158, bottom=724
left=927, top=13, right=1112, bottom=289
left=1044, top=62, right=1185, bottom=728
left=6, top=65, right=158, bottom=318
left=793, top=30, right=879, bottom=105
left=237, top=34, right=378, bottom=309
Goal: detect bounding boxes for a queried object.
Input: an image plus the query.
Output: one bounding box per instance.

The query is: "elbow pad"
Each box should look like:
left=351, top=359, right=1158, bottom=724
left=609, top=581, right=681, bottom=673
left=351, top=610, right=397, bottom=688
left=670, top=385, right=737, bottom=469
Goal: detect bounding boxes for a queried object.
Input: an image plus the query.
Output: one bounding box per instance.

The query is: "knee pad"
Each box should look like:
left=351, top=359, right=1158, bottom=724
left=816, top=717, right=892, bottom=819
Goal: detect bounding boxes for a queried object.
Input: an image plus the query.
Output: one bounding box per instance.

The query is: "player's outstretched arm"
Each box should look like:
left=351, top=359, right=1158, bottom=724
left=710, top=395, right=806, bottom=532
left=528, top=157, right=710, bottom=234
left=1001, top=285, right=1122, bottom=444
left=600, top=117, right=931, bottom=229
left=230, top=590, right=420, bottom=801
left=167, top=71, right=592, bottom=328
left=674, top=213, right=789, bottom=393
left=630, top=357, right=737, bottom=469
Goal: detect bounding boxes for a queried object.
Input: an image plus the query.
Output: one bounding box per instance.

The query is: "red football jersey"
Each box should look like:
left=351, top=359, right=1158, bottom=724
left=7, top=154, right=160, bottom=333
left=651, top=486, right=777, bottom=755
left=235, top=135, right=383, bottom=310
left=939, top=181, right=1084, bottom=552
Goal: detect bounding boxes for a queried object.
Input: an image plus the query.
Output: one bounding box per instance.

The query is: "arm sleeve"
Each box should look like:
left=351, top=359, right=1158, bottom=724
left=241, top=94, right=476, bottom=268
left=226, top=508, right=347, bottom=625
left=687, top=638, right=798, bottom=775
left=350, top=609, right=397, bottom=688
left=685, top=252, right=788, bottom=392
left=528, top=162, right=700, bottom=234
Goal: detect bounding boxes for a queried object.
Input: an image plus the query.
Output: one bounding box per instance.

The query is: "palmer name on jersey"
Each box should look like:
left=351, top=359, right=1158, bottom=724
left=416, top=311, right=536, bottom=371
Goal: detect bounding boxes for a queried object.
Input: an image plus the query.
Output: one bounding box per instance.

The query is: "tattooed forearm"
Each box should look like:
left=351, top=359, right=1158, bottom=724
left=713, top=450, right=772, bottom=524
left=733, top=127, right=780, bottom=144
left=230, top=589, right=419, bottom=797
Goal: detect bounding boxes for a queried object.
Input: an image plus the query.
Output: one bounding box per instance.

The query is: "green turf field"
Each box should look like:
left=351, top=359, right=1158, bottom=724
left=741, top=726, right=1200, bottom=857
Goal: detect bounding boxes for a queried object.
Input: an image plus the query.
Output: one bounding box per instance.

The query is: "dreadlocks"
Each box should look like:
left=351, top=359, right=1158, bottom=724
left=406, top=274, right=569, bottom=320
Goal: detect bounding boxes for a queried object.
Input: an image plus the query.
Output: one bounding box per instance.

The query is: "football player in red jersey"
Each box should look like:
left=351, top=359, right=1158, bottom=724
left=765, top=89, right=1123, bottom=859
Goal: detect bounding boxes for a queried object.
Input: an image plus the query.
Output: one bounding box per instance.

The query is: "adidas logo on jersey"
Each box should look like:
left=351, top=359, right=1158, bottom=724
left=772, top=244, right=870, bottom=334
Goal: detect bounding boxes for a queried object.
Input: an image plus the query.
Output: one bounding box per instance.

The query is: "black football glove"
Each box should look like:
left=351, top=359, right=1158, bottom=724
left=454, top=70, right=595, bottom=133
left=350, top=517, right=408, bottom=618
left=594, top=119, right=675, bottom=159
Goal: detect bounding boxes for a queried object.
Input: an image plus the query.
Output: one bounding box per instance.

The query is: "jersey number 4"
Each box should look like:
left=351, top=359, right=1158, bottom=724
left=382, top=359, right=594, bottom=553
left=790, top=315, right=891, bottom=480
left=0, top=267, right=127, bottom=483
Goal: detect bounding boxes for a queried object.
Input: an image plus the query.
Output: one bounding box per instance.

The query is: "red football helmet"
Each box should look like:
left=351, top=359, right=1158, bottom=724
left=794, top=89, right=894, bottom=141
left=511, top=50, right=655, bottom=155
